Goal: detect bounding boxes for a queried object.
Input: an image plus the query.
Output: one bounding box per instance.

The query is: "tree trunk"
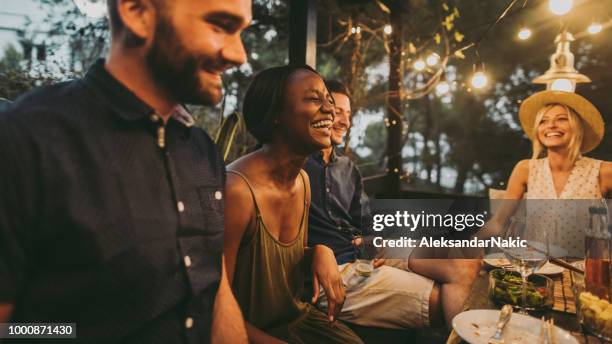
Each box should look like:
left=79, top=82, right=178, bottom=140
left=422, top=96, right=433, bottom=182
left=383, top=0, right=406, bottom=196
left=435, top=129, right=442, bottom=188
left=453, top=166, right=469, bottom=194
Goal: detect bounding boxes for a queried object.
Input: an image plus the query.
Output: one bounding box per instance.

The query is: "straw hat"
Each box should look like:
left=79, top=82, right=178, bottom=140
left=519, top=90, right=605, bottom=153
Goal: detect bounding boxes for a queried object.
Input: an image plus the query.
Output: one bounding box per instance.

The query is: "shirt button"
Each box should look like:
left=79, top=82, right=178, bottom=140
left=185, top=317, right=194, bottom=329
left=214, top=191, right=222, bottom=200
left=184, top=255, right=192, bottom=268
left=177, top=201, right=185, bottom=212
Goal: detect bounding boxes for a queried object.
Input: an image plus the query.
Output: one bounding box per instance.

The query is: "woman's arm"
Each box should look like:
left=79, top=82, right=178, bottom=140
left=212, top=256, right=247, bottom=344
left=600, top=161, right=612, bottom=198
left=300, top=170, right=345, bottom=322
left=478, top=160, right=529, bottom=239
left=224, top=173, right=287, bottom=344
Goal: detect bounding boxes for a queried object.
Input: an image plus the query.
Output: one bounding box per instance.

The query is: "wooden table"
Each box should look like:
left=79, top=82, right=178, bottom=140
left=446, top=268, right=606, bottom=344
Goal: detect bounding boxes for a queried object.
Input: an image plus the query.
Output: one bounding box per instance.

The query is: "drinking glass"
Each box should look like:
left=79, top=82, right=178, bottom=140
left=500, top=216, right=550, bottom=313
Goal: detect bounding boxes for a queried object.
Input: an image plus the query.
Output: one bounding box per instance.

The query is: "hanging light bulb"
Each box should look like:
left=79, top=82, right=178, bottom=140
left=470, top=62, right=488, bottom=89
left=518, top=27, right=532, bottom=40
left=413, top=59, right=426, bottom=71
left=435, top=74, right=450, bottom=95
left=588, top=22, right=603, bottom=34
left=426, top=53, right=440, bottom=66
left=550, top=78, right=575, bottom=92
left=383, top=24, right=392, bottom=35
left=73, top=0, right=107, bottom=19
left=549, top=0, right=573, bottom=16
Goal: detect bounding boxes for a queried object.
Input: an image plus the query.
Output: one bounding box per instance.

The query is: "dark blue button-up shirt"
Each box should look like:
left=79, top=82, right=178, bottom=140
left=303, top=149, right=372, bottom=264
left=0, top=60, right=224, bottom=343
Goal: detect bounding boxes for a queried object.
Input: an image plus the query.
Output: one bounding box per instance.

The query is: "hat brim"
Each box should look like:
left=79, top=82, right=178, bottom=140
left=519, top=90, right=604, bottom=153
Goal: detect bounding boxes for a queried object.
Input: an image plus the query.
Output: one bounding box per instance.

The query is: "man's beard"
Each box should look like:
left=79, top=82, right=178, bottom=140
left=146, top=17, right=222, bottom=106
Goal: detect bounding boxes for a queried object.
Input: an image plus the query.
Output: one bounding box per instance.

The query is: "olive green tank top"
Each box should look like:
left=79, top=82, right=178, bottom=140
left=229, top=170, right=308, bottom=330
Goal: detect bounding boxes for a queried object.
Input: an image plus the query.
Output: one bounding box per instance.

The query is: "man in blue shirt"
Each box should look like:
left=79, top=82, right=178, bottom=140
left=304, top=81, right=481, bottom=328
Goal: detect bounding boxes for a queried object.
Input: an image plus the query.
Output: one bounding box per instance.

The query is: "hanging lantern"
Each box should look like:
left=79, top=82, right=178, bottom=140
left=532, top=30, right=591, bottom=93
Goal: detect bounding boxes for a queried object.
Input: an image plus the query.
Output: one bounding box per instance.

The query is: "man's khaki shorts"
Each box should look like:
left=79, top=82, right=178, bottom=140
left=317, top=262, right=434, bottom=329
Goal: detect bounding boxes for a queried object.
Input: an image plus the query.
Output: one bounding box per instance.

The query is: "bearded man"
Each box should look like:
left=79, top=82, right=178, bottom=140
left=0, top=1, right=251, bottom=342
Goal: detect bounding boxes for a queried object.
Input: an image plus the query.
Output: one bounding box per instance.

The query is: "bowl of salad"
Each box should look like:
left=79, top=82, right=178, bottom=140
left=488, top=269, right=554, bottom=311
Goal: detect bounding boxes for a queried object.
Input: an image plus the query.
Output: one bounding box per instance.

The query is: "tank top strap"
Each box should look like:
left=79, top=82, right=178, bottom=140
left=227, top=170, right=262, bottom=218
left=298, top=169, right=308, bottom=206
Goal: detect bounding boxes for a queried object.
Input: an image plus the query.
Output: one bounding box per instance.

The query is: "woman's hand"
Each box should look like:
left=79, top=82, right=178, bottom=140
left=310, top=244, right=345, bottom=322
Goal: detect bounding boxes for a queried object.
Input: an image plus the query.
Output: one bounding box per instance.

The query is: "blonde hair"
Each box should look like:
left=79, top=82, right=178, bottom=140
left=531, top=103, right=584, bottom=164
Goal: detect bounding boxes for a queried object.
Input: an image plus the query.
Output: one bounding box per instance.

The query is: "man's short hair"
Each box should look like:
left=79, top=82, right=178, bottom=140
left=325, top=80, right=350, bottom=99
left=107, top=0, right=163, bottom=38
left=107, top=0, right=123, bottom=35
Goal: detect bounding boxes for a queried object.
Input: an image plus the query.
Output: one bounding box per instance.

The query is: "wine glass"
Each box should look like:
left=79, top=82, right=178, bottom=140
left=500, top=216, right=550, bottom=313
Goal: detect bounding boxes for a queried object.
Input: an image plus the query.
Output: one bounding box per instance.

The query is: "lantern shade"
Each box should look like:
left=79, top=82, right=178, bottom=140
left=533, top=30, right=591, bottom=91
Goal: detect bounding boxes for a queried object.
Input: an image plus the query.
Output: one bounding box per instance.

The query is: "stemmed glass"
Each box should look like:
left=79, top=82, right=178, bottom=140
left=500, top=216, right=551, bottom=314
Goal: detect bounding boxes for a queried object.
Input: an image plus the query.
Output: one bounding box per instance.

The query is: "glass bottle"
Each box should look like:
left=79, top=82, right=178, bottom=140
left=584, top=206, right=611, bottom=301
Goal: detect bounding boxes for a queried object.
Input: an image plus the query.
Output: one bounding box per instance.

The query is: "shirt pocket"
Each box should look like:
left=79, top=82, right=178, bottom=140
left=196, top=186, right=224, bottom=233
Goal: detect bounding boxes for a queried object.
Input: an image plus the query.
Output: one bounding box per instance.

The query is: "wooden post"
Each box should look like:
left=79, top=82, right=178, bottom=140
left=384, top=0, right=405, bottom=195
left=289, top=0, right=317, bottom=68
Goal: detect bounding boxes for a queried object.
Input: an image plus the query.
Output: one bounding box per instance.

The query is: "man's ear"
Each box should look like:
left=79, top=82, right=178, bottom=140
left=116, top=0, right=157, bottom=41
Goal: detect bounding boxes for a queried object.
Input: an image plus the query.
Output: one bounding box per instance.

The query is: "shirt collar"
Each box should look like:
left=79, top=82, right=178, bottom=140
left=83, top=59, right=154, bottom=122
left=329, top=147, right=338, bottom=162
left=313, top=146, right=339, bottom=164
left=169, top=105, right=195, bottom=128
left=83, top=59, right=196, bottom=127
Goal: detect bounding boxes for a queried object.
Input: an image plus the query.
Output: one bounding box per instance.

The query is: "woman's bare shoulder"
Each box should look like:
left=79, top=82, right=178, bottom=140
left=513, top=159, right=530, bottom=178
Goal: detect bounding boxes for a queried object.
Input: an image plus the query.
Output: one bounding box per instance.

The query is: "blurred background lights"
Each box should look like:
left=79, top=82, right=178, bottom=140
left=426, top=53, right=440, bottom=66
left=73, top=0, right=107, bottom=19
left=435, top=80, right=450, bottom=95
left=413, top=59, right=426, bottom=71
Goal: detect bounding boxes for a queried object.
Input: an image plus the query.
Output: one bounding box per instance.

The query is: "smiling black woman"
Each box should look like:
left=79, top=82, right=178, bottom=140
left=224, top=65, right=364, bottom=343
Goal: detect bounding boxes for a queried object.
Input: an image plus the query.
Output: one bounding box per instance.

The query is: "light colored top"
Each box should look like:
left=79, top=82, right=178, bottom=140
left=526, top=157, right=604, bottom=257
left=527, top=157, right=603, bottom=199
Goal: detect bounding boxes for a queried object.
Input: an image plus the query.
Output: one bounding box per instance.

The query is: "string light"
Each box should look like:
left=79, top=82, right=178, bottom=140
left=413, top=59, right=426, bottom=71
left=351, top=26, right=361, bottom=34
left=518, top=27, right=532, bottom=40
left=426, top=53, right=440, bottom=66
left=549, top=0, right=573, bottom=16
left=470, top=62, right=488, bottom=89
left=588, top=22, right=603, bottom=35
left=383, top=24, right=392, bottom=35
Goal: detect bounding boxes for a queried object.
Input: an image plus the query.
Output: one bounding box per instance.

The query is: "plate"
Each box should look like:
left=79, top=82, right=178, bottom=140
left=484, top=253, right=564, bottom=275
left=452, top=309, right=578, bottom=344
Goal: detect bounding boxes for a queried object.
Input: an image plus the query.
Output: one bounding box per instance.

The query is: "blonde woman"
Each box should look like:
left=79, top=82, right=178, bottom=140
left=492, top=90, right=611, bottom=256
